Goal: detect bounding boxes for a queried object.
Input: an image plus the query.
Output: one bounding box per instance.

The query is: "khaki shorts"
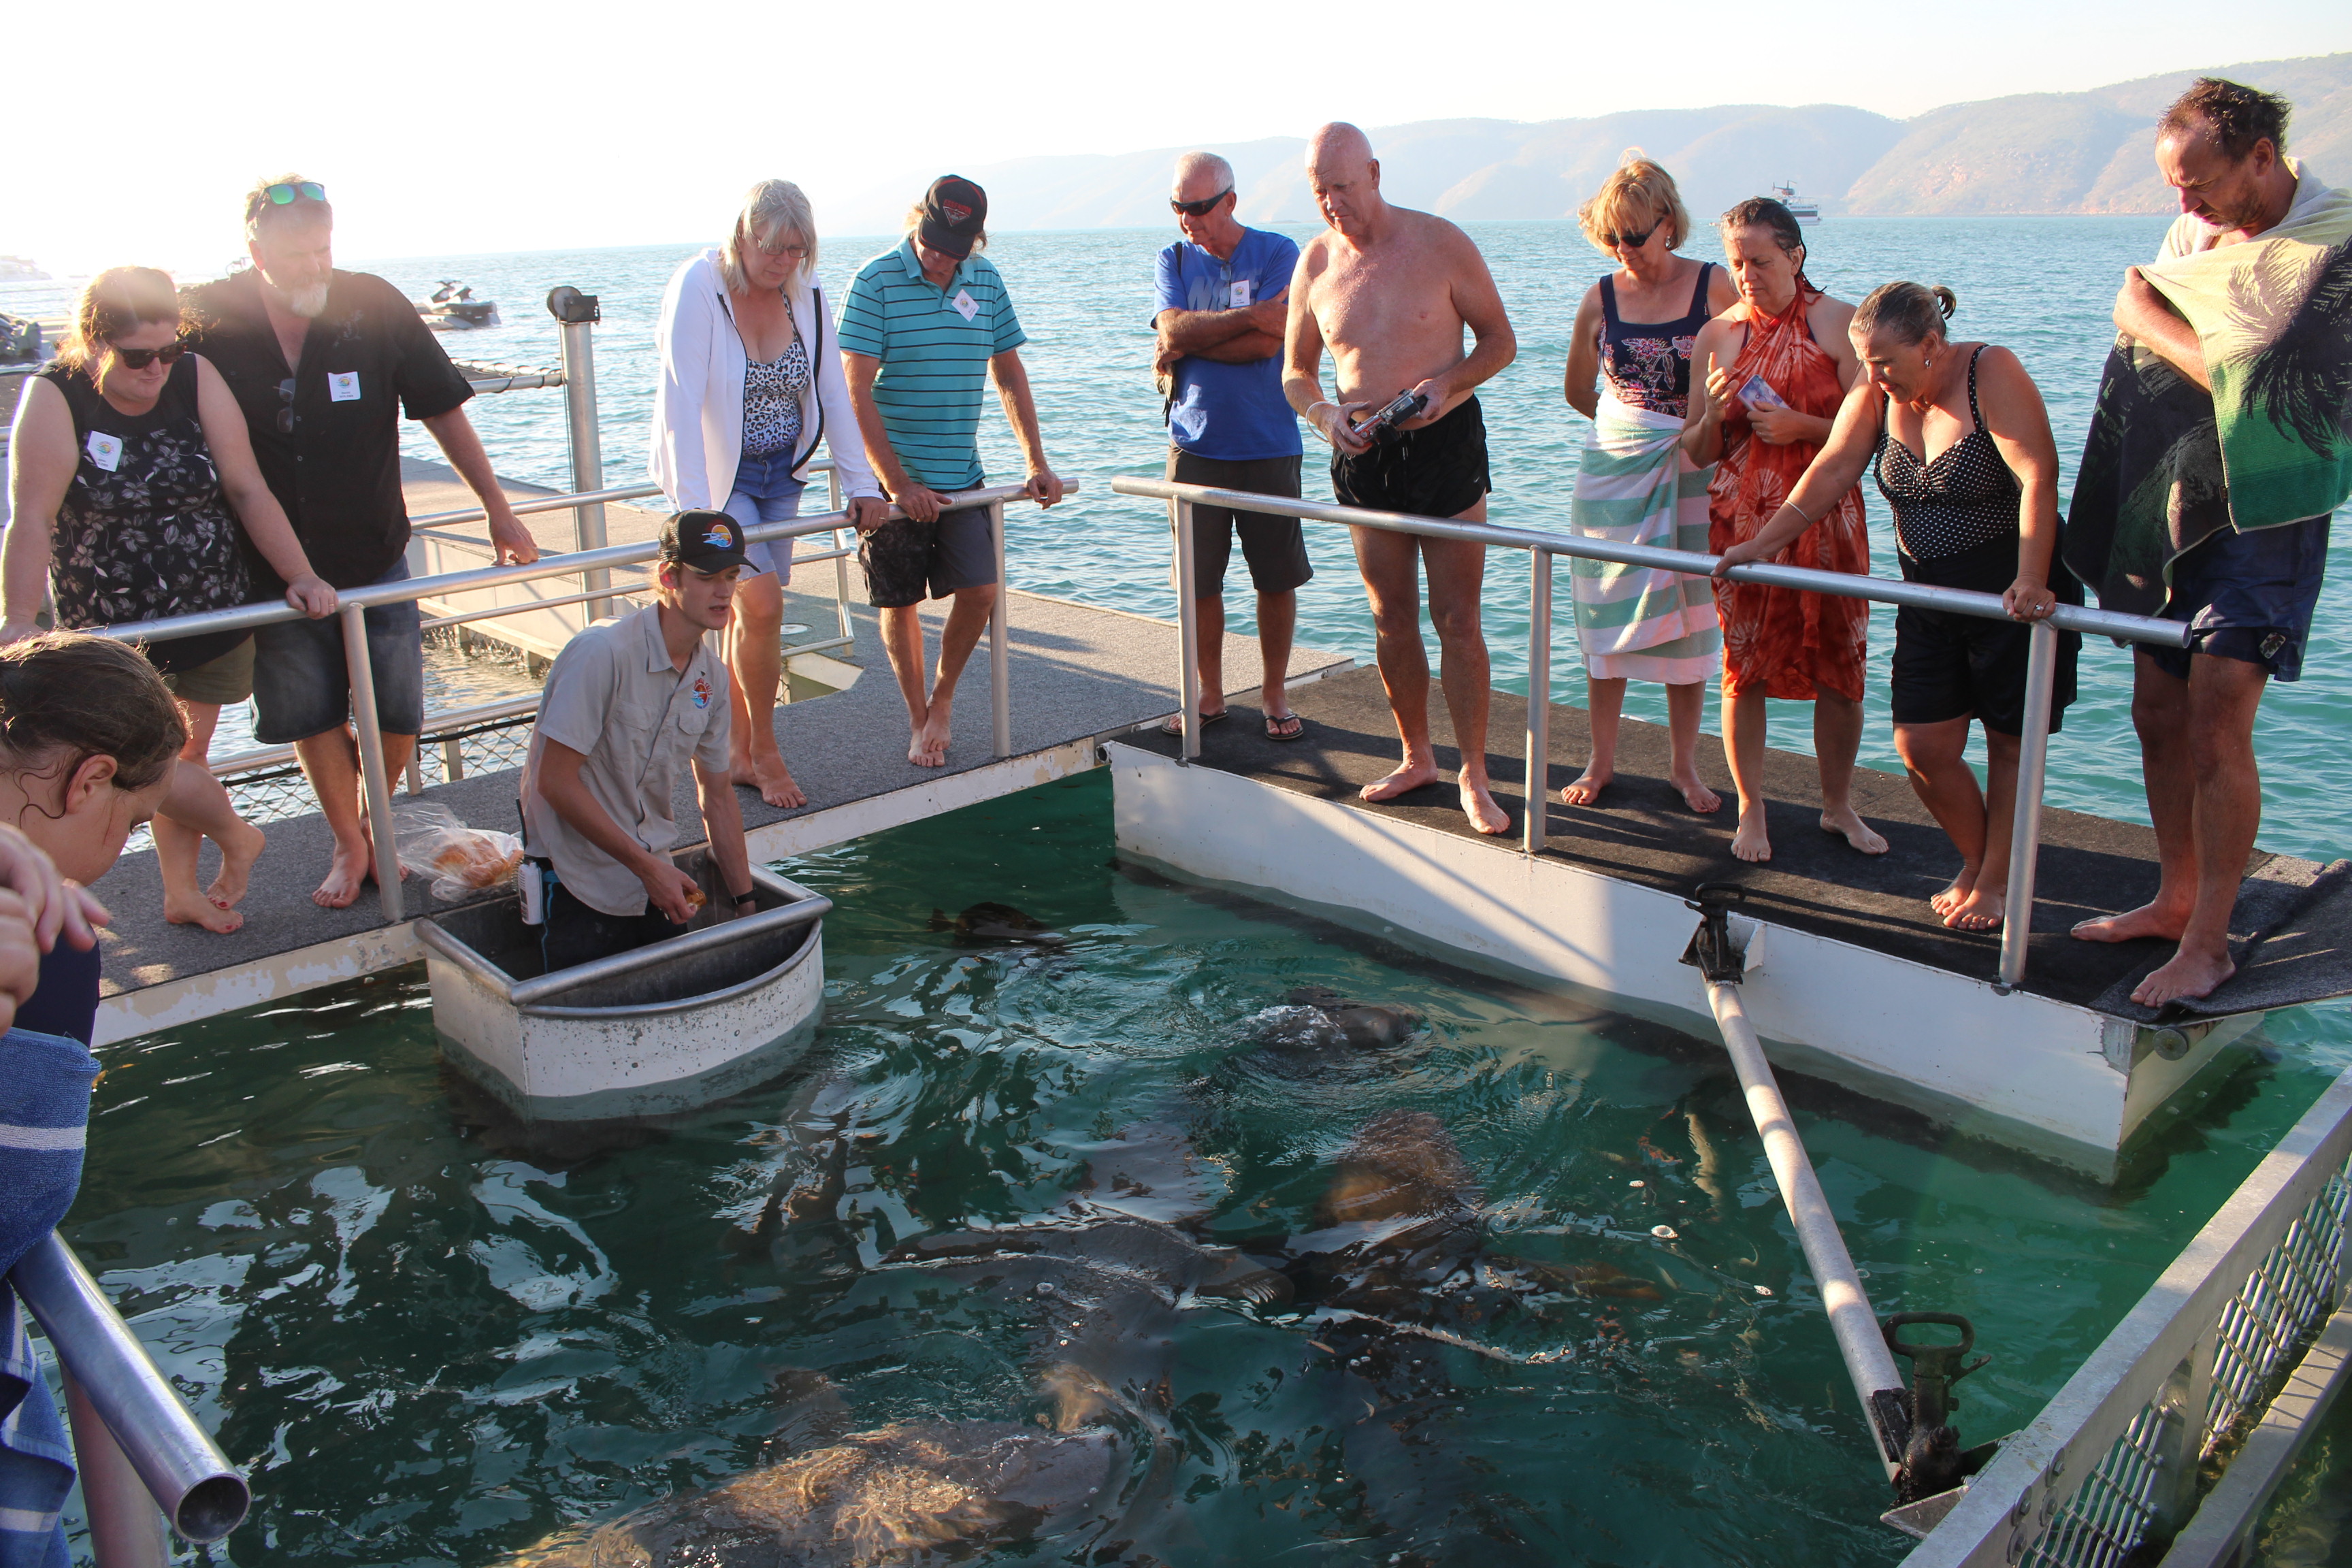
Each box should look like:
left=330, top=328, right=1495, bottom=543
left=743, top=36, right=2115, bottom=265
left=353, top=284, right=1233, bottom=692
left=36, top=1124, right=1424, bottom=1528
left=159, top=636, right=256, bottom=707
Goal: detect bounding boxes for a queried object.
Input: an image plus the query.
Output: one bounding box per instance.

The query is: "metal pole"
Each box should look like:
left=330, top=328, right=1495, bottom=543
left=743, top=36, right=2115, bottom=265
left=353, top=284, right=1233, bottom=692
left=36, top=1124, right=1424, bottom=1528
left=1997, top=620, right=2059, bottom=991
left=829, top=467, right=852, bottom=651
left=989, top=500, right=1011, bottom=759
left=1175, top=499, right=1200, bottom=764
left=441, top=738, right=464, bottom=783
left=62, top=1369, right=168, bottom=1568
left=1704, top=979, right=1907, bottom=1479
left=1525, top=549, right=1552, bottom=857
left=556, top=314, right=610, bottom=619
left=342, top=606, right=404, bottom=924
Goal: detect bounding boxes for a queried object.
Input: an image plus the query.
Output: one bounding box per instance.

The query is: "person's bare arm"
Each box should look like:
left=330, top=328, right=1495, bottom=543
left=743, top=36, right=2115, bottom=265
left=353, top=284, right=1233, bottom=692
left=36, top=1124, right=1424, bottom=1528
left=1400, top=231, right=1516, bottom=419
left=1976, top=346, right=2065, bottom=619
left=420, top=405, right=540, bottom=565
left=1281, top=248, right=1371, bottom=455
left=3, top=378, right=72, bottom=639
left=1156, top=298, right=1288, bottom=355
left=1564, top=283, right=1606, bottom=421
left=988, top=348, right=1064, bottom=507
left=692, top=757, right=755, bottom=912
left=2114, top=267, right=2209, bottom=390
left=534, top=740, right=703, bottom=922
left=840, top=350, right=949, bottom=525
left=195, top=357, right=335, bottom=617
left=1712, top=376, right=1882, bottom=576
left=1680, top=320, right=1739, bottom=465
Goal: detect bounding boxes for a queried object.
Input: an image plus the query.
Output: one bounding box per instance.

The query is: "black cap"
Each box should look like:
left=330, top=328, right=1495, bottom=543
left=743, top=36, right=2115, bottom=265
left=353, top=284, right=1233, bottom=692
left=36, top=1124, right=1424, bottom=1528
left=659, top=509, right=749, bottom=574
left=919, top=175, right=987, bottom=259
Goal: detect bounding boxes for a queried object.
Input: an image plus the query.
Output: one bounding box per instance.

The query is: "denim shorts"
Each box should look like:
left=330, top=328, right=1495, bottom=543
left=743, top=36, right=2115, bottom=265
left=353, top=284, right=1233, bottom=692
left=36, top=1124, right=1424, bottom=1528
left=723, top=449, right=804, bottom=583
left=250, top=557, right=426, bottom=744
left=2142, top=514, right=2332, bottom=683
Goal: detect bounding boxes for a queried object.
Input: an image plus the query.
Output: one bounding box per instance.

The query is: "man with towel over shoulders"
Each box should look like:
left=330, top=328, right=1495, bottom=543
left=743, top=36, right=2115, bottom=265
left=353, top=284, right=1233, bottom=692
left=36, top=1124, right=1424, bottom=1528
left=2066, top=78, right=2352, bottom=1007
left=521, top=511, right=760, bottom=974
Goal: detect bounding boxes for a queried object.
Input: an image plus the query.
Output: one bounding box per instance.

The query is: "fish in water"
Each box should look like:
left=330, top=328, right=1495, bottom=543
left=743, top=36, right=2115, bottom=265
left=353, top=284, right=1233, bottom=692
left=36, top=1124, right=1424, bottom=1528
left=1250, top=985, right=1425, bottom=1052
left=930, top=902, right=1067, bottom=945
left=500, top=1420, right=1124, bottom=1567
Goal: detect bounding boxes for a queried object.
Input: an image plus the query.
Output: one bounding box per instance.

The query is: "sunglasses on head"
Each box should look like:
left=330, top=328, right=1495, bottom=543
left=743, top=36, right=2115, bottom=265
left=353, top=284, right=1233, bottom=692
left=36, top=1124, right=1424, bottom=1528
left=1171, top=189, right=1232, bottom=217
left=109, top=342, right=187, bottom=370
left=265, top=181, right=326, bottom=206
left=1605, top=223, right=1658, bottom=250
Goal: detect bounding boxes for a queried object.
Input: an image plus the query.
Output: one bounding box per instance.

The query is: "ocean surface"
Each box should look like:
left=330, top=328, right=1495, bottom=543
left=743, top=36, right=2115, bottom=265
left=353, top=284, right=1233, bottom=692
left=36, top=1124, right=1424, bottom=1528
left=16, top=218, right=2352, bottom=1565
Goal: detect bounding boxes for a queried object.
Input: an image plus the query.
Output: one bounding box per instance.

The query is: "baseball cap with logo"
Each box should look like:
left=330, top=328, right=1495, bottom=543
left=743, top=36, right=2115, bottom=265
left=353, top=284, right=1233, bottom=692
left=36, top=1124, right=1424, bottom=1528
left=659, top=509, right=749, bottom=574
left=919, top=176, right=989, bottom=260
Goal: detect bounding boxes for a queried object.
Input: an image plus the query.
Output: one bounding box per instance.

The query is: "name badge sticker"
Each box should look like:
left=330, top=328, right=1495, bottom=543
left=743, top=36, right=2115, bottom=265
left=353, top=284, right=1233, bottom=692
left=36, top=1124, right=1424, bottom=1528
left=1230, top=279, right=1252, bottom=308
left=951, top=289, right=978, bottom=323
left=85, top=431, right=122, bottom=472
left=327, top=371, right=361, bottom=402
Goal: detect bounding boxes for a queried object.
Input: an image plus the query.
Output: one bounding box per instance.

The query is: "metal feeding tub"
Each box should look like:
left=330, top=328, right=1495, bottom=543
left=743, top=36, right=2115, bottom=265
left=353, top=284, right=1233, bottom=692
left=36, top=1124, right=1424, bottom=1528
left=416, top=852, right=830, bottom=1121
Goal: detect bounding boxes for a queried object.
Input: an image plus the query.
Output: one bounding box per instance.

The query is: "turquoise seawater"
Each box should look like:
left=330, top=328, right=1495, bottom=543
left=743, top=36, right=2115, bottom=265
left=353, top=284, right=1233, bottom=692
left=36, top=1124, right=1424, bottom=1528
left=63, top=774, right=2352, bottom=1566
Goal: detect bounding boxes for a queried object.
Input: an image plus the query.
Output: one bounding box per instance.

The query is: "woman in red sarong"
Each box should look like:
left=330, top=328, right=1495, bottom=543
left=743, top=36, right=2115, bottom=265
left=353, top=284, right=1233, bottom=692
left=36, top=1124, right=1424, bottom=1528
left=1683, top=197, right=1883, bottom=864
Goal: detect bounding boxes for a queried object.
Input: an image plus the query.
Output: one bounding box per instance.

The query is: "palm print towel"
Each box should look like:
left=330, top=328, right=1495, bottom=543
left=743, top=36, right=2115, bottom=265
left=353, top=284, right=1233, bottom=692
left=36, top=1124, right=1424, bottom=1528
left=2065, top=174, right=2352, bottom=617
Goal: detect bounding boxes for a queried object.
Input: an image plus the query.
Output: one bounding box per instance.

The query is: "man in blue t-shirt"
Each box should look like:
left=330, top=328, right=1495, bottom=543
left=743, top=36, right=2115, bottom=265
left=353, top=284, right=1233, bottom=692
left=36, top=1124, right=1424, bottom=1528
left=1154, top=152, right=1311, bottom=742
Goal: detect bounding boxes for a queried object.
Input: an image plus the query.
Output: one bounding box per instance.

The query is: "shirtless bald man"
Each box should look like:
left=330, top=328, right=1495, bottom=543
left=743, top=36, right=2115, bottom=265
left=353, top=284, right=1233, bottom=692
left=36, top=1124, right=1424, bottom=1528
left=1284, top=122, right=1518, bottom=835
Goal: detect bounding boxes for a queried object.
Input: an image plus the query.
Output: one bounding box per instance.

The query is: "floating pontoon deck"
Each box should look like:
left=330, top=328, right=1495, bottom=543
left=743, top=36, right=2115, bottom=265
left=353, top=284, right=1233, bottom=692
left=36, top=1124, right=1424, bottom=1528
left=1111, top=669, right=2352, bottom=1175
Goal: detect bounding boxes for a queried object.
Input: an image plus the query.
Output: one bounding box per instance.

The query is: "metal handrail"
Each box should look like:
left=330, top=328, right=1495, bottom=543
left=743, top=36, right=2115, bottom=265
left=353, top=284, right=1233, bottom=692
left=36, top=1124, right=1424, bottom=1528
left=1904, top=1067, right=2352, bottom=1565
left=1113, top=476, right=2186, bottom=991
left=10, top=1232, right=250, bottom=1544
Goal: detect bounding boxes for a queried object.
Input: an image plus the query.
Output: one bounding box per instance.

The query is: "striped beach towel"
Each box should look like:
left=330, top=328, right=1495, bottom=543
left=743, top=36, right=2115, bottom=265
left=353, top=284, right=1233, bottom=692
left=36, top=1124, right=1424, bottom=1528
left=1, top=1027, right=100, bottom=1568
left=1567, top=394, right=1722, bottom=685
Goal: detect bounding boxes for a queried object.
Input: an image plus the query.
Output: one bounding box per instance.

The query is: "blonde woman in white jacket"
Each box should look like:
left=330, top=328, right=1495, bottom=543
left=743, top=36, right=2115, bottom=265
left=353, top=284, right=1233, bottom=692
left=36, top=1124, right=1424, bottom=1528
left=650, top=180, right=886, bottom=808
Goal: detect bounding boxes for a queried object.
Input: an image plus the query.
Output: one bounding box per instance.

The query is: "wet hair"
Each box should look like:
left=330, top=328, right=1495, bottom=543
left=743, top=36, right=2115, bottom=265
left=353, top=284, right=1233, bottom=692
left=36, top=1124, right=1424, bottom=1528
left=0, top=634, right=184, bottom=806
left=720, top=178, right=819, bottom=297
left=1852, top=282, right=1958, bottom=348
left=1718, top=196, right=1813, bottom=290
left=2159, top=78, right=2291, bottom=161
left=1578, top=150, right=1693, bottom=255
left=242, top=172, right=332, bottom=241
left=56, top=267, right=186, bottom=376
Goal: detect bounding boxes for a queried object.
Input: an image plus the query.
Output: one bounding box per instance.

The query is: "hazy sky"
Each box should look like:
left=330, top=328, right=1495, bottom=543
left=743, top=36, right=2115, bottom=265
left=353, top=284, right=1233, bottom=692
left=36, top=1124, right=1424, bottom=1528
left=14, top=0, right=2348, bottom=274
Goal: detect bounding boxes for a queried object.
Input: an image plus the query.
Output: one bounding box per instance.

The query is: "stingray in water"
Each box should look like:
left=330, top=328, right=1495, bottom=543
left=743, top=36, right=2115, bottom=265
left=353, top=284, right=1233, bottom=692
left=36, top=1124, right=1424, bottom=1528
left=1247, top=985, right=1426, bottom=1053
left=929, top=902, right=1067, bottom=945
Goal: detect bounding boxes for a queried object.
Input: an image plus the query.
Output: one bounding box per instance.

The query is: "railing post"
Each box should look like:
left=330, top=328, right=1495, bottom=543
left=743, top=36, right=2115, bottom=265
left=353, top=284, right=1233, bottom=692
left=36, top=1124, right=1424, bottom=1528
left=828, top=467, right=853, bottom=651
left=1997, top=619, right=2059, bottom=991
left=1525, top=548, right=1552, bottom=857
left=2149, top=1328, right=2223, bottom=1534
left=62, top=1367, right=169, bottom=1568
left=342, top=605, right=404, bottom=924
left=548, top=287, right=609, bottom=619
left=989, top=500, right=1011, bottom=759
left=440, top=738, right=464, bottom=783
left=1175, top=499, right=1200, bottom=764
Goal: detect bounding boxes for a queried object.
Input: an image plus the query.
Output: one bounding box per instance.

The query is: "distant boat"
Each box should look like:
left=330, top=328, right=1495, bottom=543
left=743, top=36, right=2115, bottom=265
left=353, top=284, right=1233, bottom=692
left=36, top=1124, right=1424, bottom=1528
left=416, top=280, right=500, bottom=331
left=1773, top=183, right=1822, bottom=225
left=0, top=256, right=48, bottom=282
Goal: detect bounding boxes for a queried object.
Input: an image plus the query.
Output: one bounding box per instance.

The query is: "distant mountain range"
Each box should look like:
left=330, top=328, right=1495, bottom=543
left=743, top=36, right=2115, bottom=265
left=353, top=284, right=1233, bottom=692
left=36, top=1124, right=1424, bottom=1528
left=830, top=52, right=2351, bottom=233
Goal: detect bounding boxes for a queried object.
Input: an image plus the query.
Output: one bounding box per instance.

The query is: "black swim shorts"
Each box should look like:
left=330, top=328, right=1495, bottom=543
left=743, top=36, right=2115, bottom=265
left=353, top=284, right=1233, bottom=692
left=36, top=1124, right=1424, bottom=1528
left=1330, top=395, right=1490, bottom=519
left=1166, top=448, right=1313, bottom=598
left=858, top=505, right=997, bottom=609
left=2140, top=513, right=2331, bottom=683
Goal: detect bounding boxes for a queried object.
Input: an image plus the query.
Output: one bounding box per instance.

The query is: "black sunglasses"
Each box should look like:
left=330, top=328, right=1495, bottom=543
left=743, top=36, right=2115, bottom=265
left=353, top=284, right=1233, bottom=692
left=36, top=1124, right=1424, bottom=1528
left=109, top=342, right=187, bottom=370
left=275, top=377, right=296, bottom=434
left=1171, top=189, right=1232, bottom=218
left=265, top=181, right=327, bottom=206
left=1604, top=223, right=1658, bottom=250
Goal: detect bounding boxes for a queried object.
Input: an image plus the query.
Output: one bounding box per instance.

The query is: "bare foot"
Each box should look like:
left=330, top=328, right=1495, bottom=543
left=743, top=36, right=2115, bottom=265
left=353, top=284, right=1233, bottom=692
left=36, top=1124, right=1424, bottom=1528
left=2072, top=900, right=2190, bottom=944
left=2132, top=945, right=2236, bottom=1008
left=165, top=887, right=244, bottom=934
left=1731, top=809, right=1771, bottom=863
left=206, top=819, right=267, bottom=908
left=1944, top=885, right=2004, bottom=932
left=1362, top=762, right=1441, bottom=804
left=1931, top=873, right=1975, bottom=920
left=1461, top=778, right=1511, bottom=836
left=1672, top=772, right=1722, bottom=814
left=1820, top=806, right=1889, bottom=855
left=1561, top=768, right=1610, bottom=806
left=909, top=715, right=950, bottom=769
left=735, top=752, right=808, bottom=809
left=314, top=838, right=371, bottom=909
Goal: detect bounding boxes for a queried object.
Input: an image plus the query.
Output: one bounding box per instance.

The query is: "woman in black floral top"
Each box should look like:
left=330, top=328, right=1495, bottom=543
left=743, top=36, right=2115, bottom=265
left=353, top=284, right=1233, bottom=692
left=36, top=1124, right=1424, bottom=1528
left=3, top=267, right=336, bottom=933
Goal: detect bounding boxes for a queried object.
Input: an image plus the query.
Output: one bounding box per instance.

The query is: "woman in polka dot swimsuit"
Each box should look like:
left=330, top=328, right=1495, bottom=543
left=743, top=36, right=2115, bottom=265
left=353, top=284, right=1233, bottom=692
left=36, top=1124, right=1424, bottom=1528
left=1713, top=282, right=2080, bottom=934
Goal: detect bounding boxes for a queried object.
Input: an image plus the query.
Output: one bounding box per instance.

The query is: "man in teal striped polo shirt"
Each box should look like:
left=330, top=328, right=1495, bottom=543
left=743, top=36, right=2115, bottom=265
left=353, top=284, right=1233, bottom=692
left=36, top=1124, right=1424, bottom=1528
left=840, top=176, right=1065, bottom=769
